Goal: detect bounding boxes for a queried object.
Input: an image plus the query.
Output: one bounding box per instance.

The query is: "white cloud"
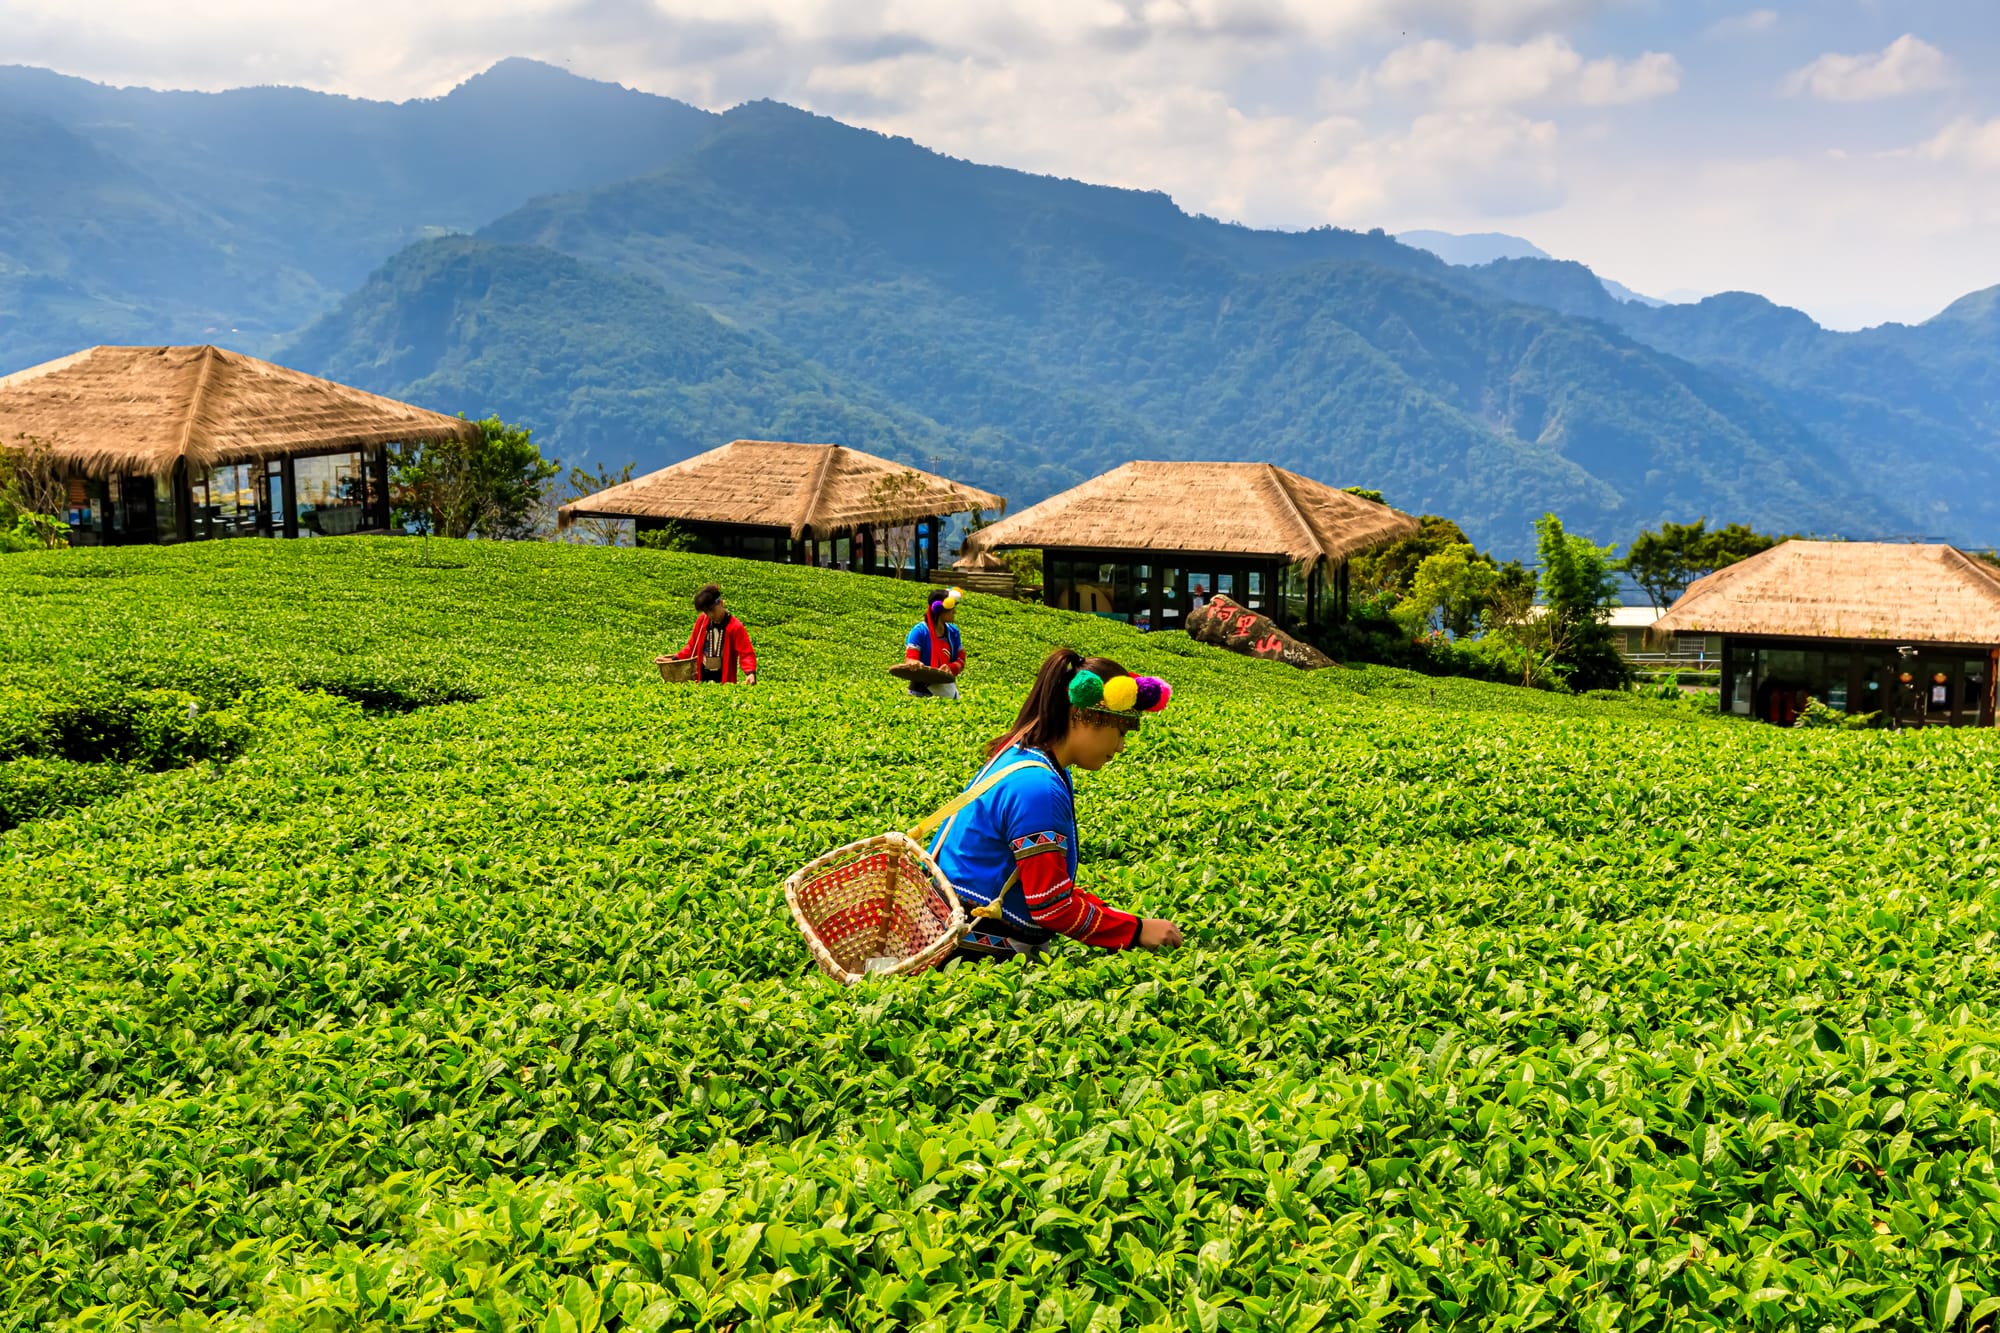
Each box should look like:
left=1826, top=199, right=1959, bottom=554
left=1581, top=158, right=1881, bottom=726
left=1703, top=9, right=1777, bottom=40
left=1919, top=117, right=2000, bottom=172
left=1319, top=109, right=1564, bottom=221
left=1368, top=35, right=1679, bottom=110
left=0, top=0, right=1627, bottom=98
left=1781, top=34, right=1952, bottom=102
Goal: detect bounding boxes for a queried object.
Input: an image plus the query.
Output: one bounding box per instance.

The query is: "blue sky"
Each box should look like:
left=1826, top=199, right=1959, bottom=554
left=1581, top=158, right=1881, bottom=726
left=4, top=0, right=1996, bottom=328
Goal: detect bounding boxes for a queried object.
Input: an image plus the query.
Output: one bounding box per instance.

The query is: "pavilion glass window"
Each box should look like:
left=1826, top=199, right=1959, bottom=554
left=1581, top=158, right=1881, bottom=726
left=295, top=451, right=370, bottom=536
left=1279, top=564, right=1307, bottom=625
left=1160, top=567, right=1184, bottom=623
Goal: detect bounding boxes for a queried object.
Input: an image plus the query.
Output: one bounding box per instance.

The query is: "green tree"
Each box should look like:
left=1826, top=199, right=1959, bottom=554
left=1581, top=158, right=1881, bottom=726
left=1351, top=513, right=1476, bottom=600
left=636, top=522, right=695, bottom=552
left=0, top=436, right=69, bottom=553
left=549, top=460, right=638, bottom=545
left=1623, top=518, right=1781, bottom=611
left=1535, top=513, right=1628, bottom=691
left=867, top=469, right=927, bottom=577
left=391, top=417, right=561, bottom=541
left=1395, top=543, right=1500, bottom=639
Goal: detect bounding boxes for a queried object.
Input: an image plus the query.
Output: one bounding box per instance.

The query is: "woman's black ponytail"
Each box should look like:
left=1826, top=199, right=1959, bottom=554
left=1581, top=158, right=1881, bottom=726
left=988, top=646, right=1130, bottom=757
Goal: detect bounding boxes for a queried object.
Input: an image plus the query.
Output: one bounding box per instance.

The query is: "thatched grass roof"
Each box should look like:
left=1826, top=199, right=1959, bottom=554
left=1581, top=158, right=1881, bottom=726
left=557, top=440, right=1005, bottom=539
left=961, top=461, right=1417, bottom=564
left=0, top=345, right=481, bottom=479
left=1652, top=541, right=2000, bottom=645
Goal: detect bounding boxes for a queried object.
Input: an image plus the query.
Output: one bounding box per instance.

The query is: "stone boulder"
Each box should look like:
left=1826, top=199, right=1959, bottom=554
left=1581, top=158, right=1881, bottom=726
left=1185, top=594, right=1335, bottom=670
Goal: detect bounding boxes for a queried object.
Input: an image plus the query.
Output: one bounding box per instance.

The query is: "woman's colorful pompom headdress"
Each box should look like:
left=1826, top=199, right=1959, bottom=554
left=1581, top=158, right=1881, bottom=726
left=1069, top=669, right=1172, bottom=719
left=931, top=586, right=966, bottom=612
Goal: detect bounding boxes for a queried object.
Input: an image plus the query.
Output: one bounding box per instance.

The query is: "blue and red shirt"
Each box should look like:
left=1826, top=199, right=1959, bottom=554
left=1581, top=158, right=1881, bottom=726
left=906, top=619, right=965, bottom=673
left=929, top=744, right=1139, bottom=952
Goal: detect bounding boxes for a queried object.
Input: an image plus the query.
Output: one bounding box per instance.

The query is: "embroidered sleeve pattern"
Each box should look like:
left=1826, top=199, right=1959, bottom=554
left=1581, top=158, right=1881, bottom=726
left=1013, top=841, right=1140, bottom=949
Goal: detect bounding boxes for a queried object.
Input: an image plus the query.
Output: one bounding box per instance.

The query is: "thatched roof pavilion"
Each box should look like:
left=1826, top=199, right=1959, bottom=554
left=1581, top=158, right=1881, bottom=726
left=0, top=344, right=479, bottom=478
left=960, top=461, right=1415, bottom=631
left=0, top=344, right=479, bottom=544
left=559, top=439, right=1004, bottom=578
left=1653, top=541, right=2000, bottom=727
left=963, top=461, right=1416, bottom=566
left=1654, top=541, right=2000, bottom=644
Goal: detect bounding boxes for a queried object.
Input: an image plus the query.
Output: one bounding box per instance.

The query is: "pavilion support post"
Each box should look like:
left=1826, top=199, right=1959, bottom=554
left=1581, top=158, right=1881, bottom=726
left=1988, top=648, right=1997, bottom=727
left=861, top=526, right=877, bottom=576
left=1337, top=559, right=1350, bottom=622
left=370, top=447, right=392, bottom=530
left=173, top=460, right=195, bottom=544
left=1719, top=639, right=1735, bottom=716
left=280, top=457, right=299, bottom=538
left=926, top=516, right=941, bottom=575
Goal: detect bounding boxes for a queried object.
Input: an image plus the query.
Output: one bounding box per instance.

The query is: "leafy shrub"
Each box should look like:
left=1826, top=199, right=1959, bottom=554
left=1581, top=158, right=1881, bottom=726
left=2, top=680, right=250, bottom=768
left=1314, top=601, right=1522, bottom=687
left=1, top=512, right=68, bottom=553
left=1794, top=697, right=1881, bottom=730
left=0, top=680, right=352, bottom=828
left=0, top=755, right=134, bottom=829
left=290, top=662, right=483, bottom=712
left=635, top=521, right=695, bottom=552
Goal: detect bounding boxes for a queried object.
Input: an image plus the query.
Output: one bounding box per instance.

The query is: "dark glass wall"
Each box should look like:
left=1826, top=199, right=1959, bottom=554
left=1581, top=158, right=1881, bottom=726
left=1041, top=549, right=1317, bottom=632
left=1721, top=637, right=1996, bottom=726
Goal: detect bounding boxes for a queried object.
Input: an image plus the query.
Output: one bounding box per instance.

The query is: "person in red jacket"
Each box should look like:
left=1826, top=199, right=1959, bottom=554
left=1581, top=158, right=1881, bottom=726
left=678, top=583, right=757, bottom=684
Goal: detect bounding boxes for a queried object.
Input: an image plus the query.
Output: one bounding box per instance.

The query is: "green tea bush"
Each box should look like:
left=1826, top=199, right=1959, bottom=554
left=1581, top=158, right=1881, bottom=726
left=3, top=539, right=1999, bottom=1330
left=0, top=680, right=251, bottom=768
left=0, top=754, right=136, bottom=828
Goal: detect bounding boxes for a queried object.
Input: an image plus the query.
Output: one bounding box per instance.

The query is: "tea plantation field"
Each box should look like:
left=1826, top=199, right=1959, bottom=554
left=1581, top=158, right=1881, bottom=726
left=4, top=539, right=2000, bottom=1331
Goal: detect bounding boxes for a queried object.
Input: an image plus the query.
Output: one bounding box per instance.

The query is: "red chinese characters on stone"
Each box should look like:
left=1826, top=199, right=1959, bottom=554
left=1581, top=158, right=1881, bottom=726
left=1185, top=594, right=1335, bottom=671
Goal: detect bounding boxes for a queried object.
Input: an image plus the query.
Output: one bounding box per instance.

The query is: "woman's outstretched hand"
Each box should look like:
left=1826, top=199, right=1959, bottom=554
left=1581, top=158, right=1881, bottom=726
left=1136, top=918, right=1183, bottom=950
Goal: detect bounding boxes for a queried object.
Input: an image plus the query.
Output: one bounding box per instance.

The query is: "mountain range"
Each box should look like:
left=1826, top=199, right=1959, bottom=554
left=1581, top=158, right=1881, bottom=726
left=1397, top=230, right=1667, bottom=308
left=3, top=59, right=1997, bottom=557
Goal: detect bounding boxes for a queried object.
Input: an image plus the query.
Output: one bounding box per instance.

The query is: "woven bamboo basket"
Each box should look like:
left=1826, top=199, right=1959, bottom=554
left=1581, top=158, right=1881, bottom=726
left=655, top=655, right=697, bottom=684
left=784, top=831, right=966, bottom=984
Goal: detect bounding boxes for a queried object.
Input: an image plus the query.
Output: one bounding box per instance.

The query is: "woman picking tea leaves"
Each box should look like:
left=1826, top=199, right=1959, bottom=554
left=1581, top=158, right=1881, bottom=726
left=930, top=647, right=1183, bottom=961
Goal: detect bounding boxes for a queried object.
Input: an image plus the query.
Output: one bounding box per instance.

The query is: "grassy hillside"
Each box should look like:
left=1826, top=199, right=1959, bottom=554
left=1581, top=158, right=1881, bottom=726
left=5, top=542, right=2000, bottom=1327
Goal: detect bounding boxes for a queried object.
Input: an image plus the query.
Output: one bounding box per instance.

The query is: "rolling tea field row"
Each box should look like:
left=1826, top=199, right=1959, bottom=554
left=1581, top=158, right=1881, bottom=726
left=3, top=540, right=1999, bottom=1330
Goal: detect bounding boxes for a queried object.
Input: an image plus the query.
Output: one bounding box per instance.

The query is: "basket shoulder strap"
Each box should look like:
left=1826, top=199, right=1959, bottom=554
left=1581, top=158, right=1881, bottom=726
left=906, top=759, right=1048, bottom=844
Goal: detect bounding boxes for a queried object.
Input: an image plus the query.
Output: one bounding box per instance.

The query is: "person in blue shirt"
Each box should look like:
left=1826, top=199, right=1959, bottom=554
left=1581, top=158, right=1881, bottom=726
left=930, top=646, right=1184, bottom=962
left=905, top=587, right=967, bottom=698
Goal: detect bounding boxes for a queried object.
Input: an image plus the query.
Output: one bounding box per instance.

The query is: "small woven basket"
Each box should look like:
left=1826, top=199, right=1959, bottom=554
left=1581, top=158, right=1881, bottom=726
left=784, top=832, right=966, bottom=984
left=655, top=655, right=697, bottom=684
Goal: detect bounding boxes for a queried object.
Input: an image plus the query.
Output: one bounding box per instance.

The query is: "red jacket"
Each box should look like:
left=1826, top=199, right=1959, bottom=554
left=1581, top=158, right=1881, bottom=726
left=680, top=614, right=757, bottom=683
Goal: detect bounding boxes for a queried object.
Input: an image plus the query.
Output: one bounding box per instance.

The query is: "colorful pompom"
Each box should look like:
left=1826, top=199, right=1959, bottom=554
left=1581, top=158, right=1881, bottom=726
left=1068, top=669, right=1105, bottom=708
left=1133, top=676, right=1171, bottom=712
left=1101, top=674, right=1139, bottom=712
